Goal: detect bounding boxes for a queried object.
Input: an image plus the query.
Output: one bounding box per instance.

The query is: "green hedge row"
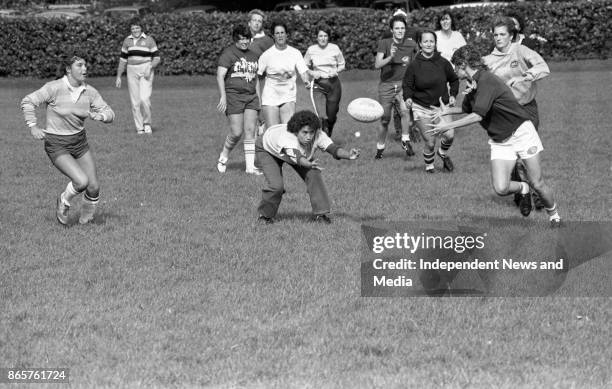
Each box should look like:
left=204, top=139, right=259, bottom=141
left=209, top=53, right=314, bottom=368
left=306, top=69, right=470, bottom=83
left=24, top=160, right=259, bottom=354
left=0, top=0, right=610, bottom=78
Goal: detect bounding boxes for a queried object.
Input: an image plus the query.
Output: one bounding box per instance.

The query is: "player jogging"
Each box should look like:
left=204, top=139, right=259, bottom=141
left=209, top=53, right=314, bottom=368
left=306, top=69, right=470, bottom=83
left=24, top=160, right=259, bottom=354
left=21, top=54, right=115, bottom=225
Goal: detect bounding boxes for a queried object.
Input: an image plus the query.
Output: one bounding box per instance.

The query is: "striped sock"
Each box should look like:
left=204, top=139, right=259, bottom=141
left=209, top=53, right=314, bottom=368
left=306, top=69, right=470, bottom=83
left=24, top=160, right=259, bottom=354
left=221, top=134, right=241, bottom=160
left=244, top=139, right=255, bottom=171
left=438, top=138, right=453, bottom=157
left=80, top=192, right=99, bottom=224
left=62, top=181, right=82, bottom=205
left=424, top=151, right=435, bottom=170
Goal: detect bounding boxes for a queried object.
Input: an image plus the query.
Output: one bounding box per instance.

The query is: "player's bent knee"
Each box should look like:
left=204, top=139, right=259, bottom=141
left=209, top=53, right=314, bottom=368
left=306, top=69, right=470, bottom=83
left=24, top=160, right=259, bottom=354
left=493, top=182, right=511, bottom=196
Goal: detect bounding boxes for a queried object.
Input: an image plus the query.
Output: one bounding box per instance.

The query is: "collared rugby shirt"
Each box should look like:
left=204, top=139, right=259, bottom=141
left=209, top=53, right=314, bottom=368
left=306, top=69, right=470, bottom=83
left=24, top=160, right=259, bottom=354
left=120, top=33, right=160, bottom=65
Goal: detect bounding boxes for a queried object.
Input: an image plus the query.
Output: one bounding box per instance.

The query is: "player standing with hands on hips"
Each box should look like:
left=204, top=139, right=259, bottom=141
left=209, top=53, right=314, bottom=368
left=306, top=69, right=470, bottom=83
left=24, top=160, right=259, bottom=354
left=115, top=22, right=160, bottom=135
left=374, top=15, right=418, bottom=160
left=21, top=54, right=115, bottom=225
left=427, top=45, right=561, bottom=227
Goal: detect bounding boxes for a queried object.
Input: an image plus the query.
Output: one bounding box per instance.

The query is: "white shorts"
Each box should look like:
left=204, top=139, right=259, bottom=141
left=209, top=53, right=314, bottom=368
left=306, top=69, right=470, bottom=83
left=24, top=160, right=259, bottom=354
left=411, top=102, right=440, bottom=122
left=489, top=120, right=543, bottom=161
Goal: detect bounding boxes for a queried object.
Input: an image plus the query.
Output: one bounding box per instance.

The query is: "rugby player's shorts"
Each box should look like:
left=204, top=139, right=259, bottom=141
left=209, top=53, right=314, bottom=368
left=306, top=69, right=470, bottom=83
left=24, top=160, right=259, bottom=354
left=377, top=81, right=407, bottom=123
left=226, top=92, right=260, bottom=115
left=489, top=120, right=543, bottom=161
left=44, top=131, right=89, bottom=163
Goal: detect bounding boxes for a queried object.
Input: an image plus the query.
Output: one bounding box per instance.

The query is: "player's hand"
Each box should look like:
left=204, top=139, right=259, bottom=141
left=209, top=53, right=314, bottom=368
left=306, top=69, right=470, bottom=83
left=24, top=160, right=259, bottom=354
left=89, top=111, right=104, bottom=121
left=348, top=148, right=360, bottom=160
left=449, top=96, right=456, bottom=107
left=390, top=44, right=397, bottom=57
left=217, top=96, right=227, bottom=113
left=309, top=158, right=323, bottom=170
left=425, top=122, right=449, bottom=136
left=30, top=125, right=45, bottom=140
left=507, top=76, right=525, bottom=87
left=144, top=67, right=152, bottom=80
left=115, top=77, right=121, bottom=88
left=405, top=98, right=413, bottom=107
left=463, top=79, right=476, bottom=95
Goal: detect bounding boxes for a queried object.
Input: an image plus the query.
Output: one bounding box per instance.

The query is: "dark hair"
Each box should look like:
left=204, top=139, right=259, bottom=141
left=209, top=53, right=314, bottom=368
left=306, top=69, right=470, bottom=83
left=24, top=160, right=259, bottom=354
left=56, top=53, right=85, bottom=79
left=492, top=16, right=518, bottom=41
left=417, top=29, right=437, bottom=46
left=451, top=45, right=486, bottom=70
left=270, top=20, right=289, bottom=36
left=287, top=110, right=321, bottom=134
left=388, top=15, right=407, bottom=30
left=506, top=11, right=525, bottom=33
left=436, top=11, right=456, bottom=31
left=232, top=25, right=252, bottom=41
left=316, top=23, right=332, bottom=39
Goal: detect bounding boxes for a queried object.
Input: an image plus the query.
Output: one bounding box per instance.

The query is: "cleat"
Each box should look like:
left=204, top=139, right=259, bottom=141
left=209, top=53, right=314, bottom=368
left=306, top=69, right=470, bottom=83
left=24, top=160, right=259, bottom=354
left=56, top=194, right=70, bottom=225
left=246, top=168, right=263, bottom=176
left=79, top=203, right=95, bottom=224
left=143, top=124, right=152, bottom=134
left=258, top=215, right=274, bottom=224
left=550, top=218, right=562, bottom=228
left=401, top=140, right=415, bottom=156
left=217, top=157, right=227, bottom=173
left=518, top=192, right=532, bottom=217
left=374, top=149, right=384, bottom=160
left=439, top=154, right=454, bottom=172
left=425, top=167, right=435, bottom=174
left=313, top=214, right=332, bottom=224
left=137, top=129, right=145, bottom=135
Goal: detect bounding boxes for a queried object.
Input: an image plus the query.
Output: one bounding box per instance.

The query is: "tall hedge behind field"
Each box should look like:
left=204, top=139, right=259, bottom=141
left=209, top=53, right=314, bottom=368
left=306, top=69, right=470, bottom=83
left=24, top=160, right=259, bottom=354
left=0, top=0, right=610, bottom=78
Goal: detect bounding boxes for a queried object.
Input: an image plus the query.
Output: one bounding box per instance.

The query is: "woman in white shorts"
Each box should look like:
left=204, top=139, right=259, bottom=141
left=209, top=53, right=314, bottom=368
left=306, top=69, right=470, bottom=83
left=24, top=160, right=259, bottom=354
left=428, top=45, right=561, bottom=227
left=258, top=21, right=311, bottom=129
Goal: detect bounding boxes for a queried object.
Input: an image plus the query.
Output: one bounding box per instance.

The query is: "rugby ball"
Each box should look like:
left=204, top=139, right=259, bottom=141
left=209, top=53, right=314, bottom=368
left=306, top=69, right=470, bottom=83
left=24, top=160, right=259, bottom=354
left=347, top=98, right=384, bottom=123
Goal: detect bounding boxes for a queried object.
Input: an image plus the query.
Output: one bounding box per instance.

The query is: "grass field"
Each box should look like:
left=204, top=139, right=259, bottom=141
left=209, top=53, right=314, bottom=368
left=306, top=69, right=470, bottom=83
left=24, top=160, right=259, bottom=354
left=1, top=60, right=611, bottom=388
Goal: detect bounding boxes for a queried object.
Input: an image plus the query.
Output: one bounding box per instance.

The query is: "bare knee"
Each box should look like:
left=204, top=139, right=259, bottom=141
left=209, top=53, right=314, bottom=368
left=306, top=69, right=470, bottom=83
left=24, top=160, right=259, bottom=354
left=493, top=181, right=511, bottom=196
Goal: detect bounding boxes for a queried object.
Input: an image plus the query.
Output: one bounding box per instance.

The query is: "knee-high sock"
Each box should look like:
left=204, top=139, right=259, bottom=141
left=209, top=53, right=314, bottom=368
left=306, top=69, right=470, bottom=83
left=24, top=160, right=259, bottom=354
left=62, top=181, right=82, bottom=205
left=243, top=139, right=255, bottom=171
left=220, top=134, right=241, bottom=160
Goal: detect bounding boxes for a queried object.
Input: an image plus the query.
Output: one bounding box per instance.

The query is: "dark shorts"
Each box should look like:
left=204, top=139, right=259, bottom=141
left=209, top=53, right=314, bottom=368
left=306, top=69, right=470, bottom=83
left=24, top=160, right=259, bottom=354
left=226, top=92, right=260, bottom=115
left=44, top=131, right=89, bottom=163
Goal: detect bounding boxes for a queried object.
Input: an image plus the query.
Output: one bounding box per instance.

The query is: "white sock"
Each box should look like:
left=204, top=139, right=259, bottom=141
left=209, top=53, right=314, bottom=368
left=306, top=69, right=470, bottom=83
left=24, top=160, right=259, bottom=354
left=62, top=181, right=81, bottom=205
left=376, top=143, right=386, bottom=150
left=244, top=140, right=255, bottom=171
left=401, top=134, right=410, bottom=142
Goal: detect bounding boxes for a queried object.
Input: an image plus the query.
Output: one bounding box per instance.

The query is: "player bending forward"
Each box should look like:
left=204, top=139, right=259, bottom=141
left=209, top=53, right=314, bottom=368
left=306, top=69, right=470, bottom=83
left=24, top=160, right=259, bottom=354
left=256, top=110, right=360, bottom=224
left=427, top=45, right=561, bottom=227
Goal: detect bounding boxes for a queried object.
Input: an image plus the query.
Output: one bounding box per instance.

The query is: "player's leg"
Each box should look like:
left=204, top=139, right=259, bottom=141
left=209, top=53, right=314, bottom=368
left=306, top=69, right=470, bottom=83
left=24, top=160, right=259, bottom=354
left=217, top=112, right=244, bottom=173
left=263, top=105, right=281, bottom=128
left=52, top=154, right=88, bottom=225
left=75, top=150, right=100, bottom=224
left=437, top=111, right=455, bottom=172
left=140, top=68, right=154, bottom=133
left=522, top=153, right=560, bottom=226
left=396, top=92, right=414, bottom=157
left=291, top=164, right=331, bottom=222
left=256, top=149, right=285, bottom=222
left=490, top=137, right=532, bottom=216
left=376, top=82, right=394, bottom=159
left=325, top=77, right=341, bottom=137
left=126, top=65, right=143, bottom=133
left=312, top=80, right=328, bottom=133
left=414, top=114, right=436, bottom=173
left=279, top=102, right=296, bottom=124
left=243, top=107, right=260, bottom=174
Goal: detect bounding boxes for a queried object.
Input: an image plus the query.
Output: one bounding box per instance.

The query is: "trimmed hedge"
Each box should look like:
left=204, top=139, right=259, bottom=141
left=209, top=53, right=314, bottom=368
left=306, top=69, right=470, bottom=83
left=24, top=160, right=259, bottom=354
left=0, top=0, right=610, bottom=78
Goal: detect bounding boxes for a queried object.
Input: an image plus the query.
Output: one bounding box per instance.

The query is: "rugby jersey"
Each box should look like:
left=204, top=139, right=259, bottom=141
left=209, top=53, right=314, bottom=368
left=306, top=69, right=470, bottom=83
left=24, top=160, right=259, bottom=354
left=120, top=33, right=160, bottom=65
left=21, top=76, right=115, bottom=136
left=262, top=123, right=333, bottom=164
left=304, top=43, right=345, bottom=78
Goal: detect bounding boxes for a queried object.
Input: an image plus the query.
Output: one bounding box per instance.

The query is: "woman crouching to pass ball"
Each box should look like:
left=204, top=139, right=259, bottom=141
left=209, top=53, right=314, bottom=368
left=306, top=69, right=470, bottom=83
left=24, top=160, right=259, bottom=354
left=403, top=30, right=459, bottom=173
left=21, top=54, right=115, bottom=225
left=216, top=25, right=261, bottom=175
left=256, top=110, right=360, bottom=224
left=21, top=56, right=115, bottom=225
left=427, top=45, right=561, bottom=227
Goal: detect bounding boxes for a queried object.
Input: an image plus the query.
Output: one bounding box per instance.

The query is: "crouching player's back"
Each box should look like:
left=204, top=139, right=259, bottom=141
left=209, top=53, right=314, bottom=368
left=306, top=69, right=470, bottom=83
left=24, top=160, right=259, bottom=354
left=256, top=110, right=360, bottom=224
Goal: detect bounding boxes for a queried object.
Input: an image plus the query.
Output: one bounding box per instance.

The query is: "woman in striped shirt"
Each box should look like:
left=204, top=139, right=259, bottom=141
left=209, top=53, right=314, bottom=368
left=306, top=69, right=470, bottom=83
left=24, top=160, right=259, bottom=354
left=21, top=55, right=115, bottom=225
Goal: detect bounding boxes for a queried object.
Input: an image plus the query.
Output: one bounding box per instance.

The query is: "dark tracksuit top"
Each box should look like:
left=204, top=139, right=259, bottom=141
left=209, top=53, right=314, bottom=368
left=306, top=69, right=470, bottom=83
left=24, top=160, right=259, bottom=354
left=402, top=51, right=459, bottom=107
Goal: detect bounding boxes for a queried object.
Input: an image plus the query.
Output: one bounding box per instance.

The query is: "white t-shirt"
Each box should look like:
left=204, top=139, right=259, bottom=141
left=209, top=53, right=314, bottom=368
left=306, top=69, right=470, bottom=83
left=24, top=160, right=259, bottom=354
left=304, top=43, right=345, bottom=78
left=262, top=123, right=333, bottom=164
left=258, top=45, right=308, bottom=106
left=435, top=30, right=467, bottom=63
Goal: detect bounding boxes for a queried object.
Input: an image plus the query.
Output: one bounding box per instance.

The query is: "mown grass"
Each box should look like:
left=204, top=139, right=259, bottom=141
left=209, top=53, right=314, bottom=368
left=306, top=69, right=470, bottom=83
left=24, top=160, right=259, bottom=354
left=1, top=60, right=611, bottom=388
